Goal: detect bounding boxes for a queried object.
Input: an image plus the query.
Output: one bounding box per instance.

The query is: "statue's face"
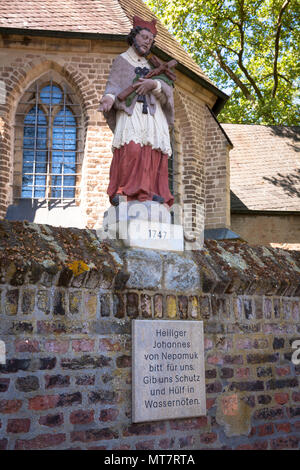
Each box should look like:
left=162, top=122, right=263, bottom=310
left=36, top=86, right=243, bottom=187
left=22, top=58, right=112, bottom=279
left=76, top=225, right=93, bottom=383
left=133, top=29, right=154, bottom=56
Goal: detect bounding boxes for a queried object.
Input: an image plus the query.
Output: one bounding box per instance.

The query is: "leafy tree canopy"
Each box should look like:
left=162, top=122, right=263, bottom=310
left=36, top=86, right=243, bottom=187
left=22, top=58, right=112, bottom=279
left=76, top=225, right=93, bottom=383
left=146, top=0, right=300, bottom=124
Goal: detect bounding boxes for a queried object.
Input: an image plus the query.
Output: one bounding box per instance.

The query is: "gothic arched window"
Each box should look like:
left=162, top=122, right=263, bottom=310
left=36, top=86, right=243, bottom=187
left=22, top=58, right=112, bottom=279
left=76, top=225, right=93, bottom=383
left=8, top=75, right=85, bottom=227
left=20, top=83, right=78, bottom=201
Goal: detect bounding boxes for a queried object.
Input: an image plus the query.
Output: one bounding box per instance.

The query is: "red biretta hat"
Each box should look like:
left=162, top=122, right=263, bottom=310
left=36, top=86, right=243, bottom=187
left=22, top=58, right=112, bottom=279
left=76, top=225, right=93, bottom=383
left=133, top=15, right=157, bottom=36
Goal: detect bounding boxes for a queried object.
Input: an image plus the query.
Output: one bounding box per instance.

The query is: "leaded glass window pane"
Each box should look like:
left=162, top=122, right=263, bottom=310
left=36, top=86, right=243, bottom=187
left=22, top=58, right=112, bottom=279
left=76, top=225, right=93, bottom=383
left=52, top=109, right=76, bottom=198
left=22, top=107, right=47, bottom=198
left=21, top=82, right=78, bottom=200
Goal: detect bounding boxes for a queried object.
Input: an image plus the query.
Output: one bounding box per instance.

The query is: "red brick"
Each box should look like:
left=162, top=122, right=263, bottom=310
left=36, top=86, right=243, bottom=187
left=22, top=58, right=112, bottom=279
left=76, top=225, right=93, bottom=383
left=224, top=354, right=243, bottom=365
left=87, top=445, right=107, bottom=450
left=75, top=375, right=95, bottom=386
left=99, top=338, right=121, bottom=352
left=254, top=407, right=284, bottom=420
left=45, top=374, right=70, bottom=389
left=276, top=366, right=291, bottom=376
left=28, top=395, right=59, bottom=411
left=206, top=381, right=222, bottom=393
left=7, top=418, right=30, bottom=433
left=15, top=339, right=40, bottom=352
left=0, top=439, right=8, bottom=450
left=236, top=441, right=268, bottom=450
left=71, top=428, right=118, bottom=442
left=70, top=409, right=94, bottom=424
left=0, top=378, right=10, bottom=393
left=15, top=433, right=66, bottom=450
left=179, top=435, right=194, bottom=448
left=253, top=441, right=269, bottom=450
left=200, top=432, right=217, bottom=444
left=257, top=423, right=274, bottom=436
left=170, top=417, right=208, bottom=430
left=116, top=355, right=131, bottom=368
left=135, top=440, right=155, bottom=450
left=39, top=413, right=64, bottom=428
left=206, top=398, right=216, bottom=409
left=204, top=337, right=213, bottom=350
left=99, top=408, right=119, bottom=422
left=112, top=444, right=131, bottom=450
left=276, top=422, right=291, bottom=433
left=293, top=421, right=300, bottom=431
left=124, top=422, right=166, bottom=437
left=274, top=392, right=289, bottom=405
left=0, top=399, right=22, bottom=414
left=270, top=436, right=299, bottom=450
left=292, top=391, right=300, bottom=402
left=55, top=392, right=81, bottom=407
left=207, top=354, right=223, bottom=365
left=235, top=367, right=250, bottom=378
left=158, top=438, right=175, bottom=449
left=72, top=339, right=95, bottom=352
left=44, top=340, right=69, bottom=354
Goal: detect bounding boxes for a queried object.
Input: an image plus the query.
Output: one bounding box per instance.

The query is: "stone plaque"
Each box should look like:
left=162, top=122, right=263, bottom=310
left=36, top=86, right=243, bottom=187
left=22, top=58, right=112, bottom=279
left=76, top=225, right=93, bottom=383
left=132, top=320, right=206, bottom=423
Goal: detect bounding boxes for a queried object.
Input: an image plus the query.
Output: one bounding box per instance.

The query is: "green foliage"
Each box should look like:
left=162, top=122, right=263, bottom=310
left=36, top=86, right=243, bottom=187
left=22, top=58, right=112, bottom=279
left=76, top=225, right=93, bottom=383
left=146, top=0, right=300, bottom=124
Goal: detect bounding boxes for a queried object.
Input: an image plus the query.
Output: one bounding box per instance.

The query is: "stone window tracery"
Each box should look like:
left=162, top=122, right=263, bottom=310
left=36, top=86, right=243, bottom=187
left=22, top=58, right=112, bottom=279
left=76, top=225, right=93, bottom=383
left=14, top=76, right=83, bottom=204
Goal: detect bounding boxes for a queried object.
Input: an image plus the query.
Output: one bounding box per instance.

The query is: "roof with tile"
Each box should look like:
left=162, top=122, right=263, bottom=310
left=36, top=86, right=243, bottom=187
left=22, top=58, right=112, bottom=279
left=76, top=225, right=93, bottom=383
left=0, top=0, right=225, bottom=99
left=0, top=0, right=131, bottom=34
left=222, top=124, right=300, bottom=212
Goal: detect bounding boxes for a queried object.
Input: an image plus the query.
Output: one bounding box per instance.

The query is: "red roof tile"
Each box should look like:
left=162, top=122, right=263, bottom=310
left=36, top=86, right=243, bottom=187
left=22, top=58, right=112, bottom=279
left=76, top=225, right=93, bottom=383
left=0, top=0, right=131, bottom=34
left=0, top=0, right=218, bottom=90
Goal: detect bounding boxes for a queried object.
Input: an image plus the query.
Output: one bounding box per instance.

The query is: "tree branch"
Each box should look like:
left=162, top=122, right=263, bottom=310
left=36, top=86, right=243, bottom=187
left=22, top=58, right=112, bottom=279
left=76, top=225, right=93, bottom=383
left=216, top=42, right=240, bottom=56
left=272, top=0, right=291, bottom=97
left=278, top=73, right=293, bottom=84
left=214, top=50, right=254, bottom=100
left=236, top=0, right=264, bottom=101
left=262, top=73, right=293, bottom=85
left=226, top=17, right=242, bottom=28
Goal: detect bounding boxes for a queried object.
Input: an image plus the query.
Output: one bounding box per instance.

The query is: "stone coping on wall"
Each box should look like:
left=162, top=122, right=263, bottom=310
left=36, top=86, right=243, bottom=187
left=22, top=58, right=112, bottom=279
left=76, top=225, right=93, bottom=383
left=0, top=220, right=300, bottom=297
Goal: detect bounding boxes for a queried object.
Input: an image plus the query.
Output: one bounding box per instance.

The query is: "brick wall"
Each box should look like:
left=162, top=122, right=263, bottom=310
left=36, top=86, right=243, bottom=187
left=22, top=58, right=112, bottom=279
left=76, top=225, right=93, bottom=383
left=0, top=33, right=226, bottom=230
left=0, top=221, right=299, bottom=450
left=205, top=107, right=231, bottom=229
left=231, top=213, right=300, bottom=251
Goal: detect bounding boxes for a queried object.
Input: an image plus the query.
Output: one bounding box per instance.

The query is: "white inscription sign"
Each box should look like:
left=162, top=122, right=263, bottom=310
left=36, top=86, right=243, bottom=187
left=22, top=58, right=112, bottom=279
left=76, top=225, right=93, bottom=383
left=132, top=320, right=206, bottom=422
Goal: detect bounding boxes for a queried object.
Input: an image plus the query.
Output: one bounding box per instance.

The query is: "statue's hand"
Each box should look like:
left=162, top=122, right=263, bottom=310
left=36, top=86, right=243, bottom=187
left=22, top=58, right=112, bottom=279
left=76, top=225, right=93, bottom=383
left=133, top=78, right=156, bottom=95
left=99, top=95, right=114, bottom=113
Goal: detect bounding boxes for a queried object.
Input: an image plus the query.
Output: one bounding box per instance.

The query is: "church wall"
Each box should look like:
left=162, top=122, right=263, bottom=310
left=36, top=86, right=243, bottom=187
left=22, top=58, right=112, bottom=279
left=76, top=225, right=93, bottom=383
left=0, top=34, right=228, bottom=231
left=231, top=213, right=300, bottom=251
left=0, top=221, right=299, bottom=450
left=204, top=108, right=231, bottom=230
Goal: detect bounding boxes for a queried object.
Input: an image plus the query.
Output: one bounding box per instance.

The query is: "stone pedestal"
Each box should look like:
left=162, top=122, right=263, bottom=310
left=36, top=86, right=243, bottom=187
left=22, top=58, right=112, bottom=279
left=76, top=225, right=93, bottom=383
left=100, top=201, right=184, bottom=251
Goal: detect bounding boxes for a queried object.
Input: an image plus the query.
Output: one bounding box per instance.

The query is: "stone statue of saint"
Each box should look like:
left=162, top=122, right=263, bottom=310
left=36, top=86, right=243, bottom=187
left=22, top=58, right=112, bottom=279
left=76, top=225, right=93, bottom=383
left=99, top=16, right=175, bottom=208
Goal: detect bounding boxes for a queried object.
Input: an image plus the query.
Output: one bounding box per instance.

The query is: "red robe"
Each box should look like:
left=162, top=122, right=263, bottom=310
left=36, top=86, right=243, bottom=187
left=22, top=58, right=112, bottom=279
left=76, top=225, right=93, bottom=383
left=103, top=49, right=175, bottom=207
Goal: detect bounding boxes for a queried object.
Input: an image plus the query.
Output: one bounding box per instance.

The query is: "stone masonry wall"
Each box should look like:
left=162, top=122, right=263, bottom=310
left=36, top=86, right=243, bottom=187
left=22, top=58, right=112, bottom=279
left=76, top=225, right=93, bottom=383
left=0, top=34, right=224, bottom=231
left=0, top=221, right=299, bottom=450
left=205, top=107, right=231, bottom=230
left=231, top=213, right=300, bottom=251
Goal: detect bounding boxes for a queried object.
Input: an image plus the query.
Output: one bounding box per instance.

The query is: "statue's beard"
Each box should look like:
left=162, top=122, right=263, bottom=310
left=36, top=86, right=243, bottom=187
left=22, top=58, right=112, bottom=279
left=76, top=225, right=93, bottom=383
left=133, top=38, right=151, bottom=57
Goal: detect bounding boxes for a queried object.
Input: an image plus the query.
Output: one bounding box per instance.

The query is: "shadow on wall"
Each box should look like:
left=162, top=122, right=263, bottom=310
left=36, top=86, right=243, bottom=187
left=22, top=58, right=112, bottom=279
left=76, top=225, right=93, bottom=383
left=5, top=199, right=39, bottom=222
